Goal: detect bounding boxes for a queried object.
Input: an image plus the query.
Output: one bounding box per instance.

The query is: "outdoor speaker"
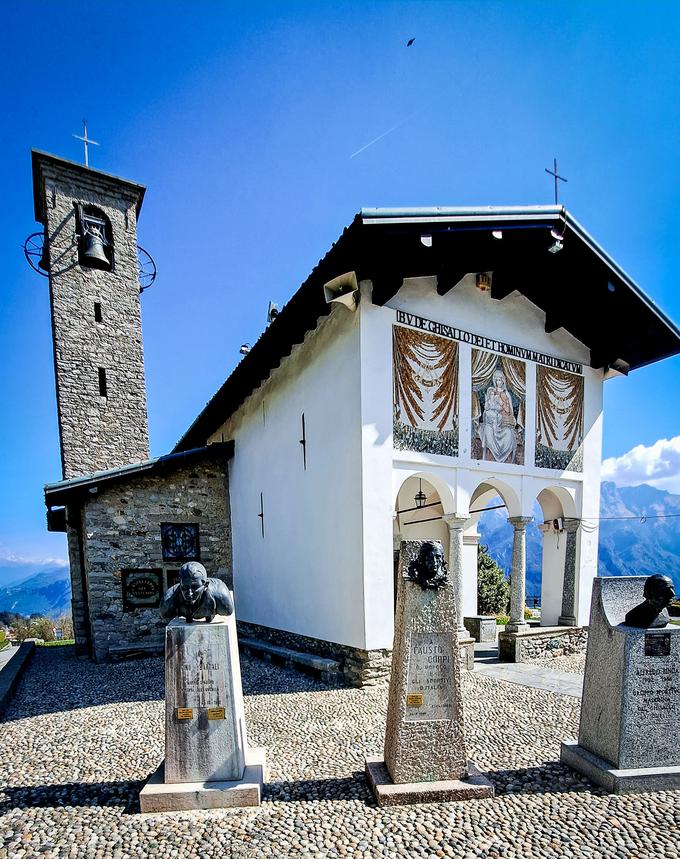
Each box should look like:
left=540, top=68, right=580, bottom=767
left=322, top=271, right=359, bottom=311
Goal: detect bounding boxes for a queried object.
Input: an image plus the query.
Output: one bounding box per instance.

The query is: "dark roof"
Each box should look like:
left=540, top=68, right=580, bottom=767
left=32, top=149, right=146, bottom=224
left=44, top=442, right=233, bottom=509
left=174, top=206, right=680, bottom=453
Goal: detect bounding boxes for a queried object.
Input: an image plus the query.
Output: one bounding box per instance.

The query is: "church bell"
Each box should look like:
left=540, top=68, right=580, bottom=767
left=80, top=215, right=110, bottom=269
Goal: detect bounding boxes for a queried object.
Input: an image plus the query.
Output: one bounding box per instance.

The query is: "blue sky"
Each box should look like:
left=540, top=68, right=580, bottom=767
left=2, top=1, right=680, bottom=562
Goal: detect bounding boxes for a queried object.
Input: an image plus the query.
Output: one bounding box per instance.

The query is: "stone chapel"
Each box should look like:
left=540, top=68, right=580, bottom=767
left=33, top=150, right=680, bottom=683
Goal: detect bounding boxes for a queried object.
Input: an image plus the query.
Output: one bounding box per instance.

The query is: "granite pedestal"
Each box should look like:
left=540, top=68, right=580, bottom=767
left=464, top=615, right=497, bottom=643
left=140, top=615, right=265, bottom=812
left=560, top=577, right=680, bottom=794
left=366, top=540, right=493, bottom=807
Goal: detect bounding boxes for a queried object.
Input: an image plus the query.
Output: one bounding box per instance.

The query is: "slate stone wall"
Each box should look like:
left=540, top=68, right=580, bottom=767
left=40, top=158, right=149, bottom=479
left=80, top=459, right=232, bottom=662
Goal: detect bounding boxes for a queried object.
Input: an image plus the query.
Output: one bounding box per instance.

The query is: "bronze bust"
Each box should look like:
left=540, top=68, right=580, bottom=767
left=160, top=561, right=234, bottom=623
left=407, top=540, right=449, bottom=590
left=623, top=574, right=675, bottom=629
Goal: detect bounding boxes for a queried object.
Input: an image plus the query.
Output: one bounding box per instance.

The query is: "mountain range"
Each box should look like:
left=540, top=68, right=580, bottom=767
left=0, top=561, right=70, bottom=619
left=479, top=481, right=680, bottom=599
left=1, top=481, right=679, bottom=618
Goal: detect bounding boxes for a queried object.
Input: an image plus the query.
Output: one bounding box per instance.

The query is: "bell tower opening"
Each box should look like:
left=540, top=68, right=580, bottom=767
left=77, top=204, right=114, bottom=271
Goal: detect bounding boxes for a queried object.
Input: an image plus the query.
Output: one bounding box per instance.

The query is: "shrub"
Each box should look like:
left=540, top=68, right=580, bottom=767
left=477, top=545, right=510, bottom=615
left=524, top=607, right=534, bottom=620
left=495, top=614, right=510, bottom=626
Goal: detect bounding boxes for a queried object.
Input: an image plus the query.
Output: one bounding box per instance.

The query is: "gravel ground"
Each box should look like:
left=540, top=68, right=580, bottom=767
left=525, top=653, right=586, bottom=674
left=1, top=647, right=677, bottom=859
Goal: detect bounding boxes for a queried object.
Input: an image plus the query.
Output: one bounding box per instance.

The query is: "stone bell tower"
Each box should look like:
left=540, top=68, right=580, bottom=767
left=32, top=150, right=150, bottom=479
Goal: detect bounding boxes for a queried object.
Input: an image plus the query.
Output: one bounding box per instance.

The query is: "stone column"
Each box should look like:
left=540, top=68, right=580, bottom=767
left=442, top=515, right=469, bottom=636
left=506, top=516, right=533, bottom=634
left=443, top=514, right=475, bottom=671
left=558, top=519, right=580, bottom=626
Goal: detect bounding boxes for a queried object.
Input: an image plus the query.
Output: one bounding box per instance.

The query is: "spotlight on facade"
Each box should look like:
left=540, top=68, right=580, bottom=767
left=239, top=343, right=251, bottom=355
left=420, top=234, right=433, bottom=247
left=491, top=230, right=503, bottom=240
left=548, top=226, right=565, bottom=254
left=475, top=272, right=491, bottom=293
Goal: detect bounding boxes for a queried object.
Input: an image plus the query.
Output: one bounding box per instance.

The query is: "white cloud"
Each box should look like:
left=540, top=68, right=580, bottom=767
left=602, top=435, right=680, bottom=493
left=0, top=551, right=68, bottom=567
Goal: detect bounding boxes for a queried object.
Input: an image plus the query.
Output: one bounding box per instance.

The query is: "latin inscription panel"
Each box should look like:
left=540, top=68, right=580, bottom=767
left=405, top=632, right=456, bottom=722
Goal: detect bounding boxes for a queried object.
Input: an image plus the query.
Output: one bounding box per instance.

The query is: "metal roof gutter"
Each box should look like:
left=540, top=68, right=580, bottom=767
left=361, top=205, right=563, bottom=222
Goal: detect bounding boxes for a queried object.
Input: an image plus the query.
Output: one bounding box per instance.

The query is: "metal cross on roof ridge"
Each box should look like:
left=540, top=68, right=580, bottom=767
left=73, top=120, right=100, bottom=168
left=545, top=157, right=567, bottom=205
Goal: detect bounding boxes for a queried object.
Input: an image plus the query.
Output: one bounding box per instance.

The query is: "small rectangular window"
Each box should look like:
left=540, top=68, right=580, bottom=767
left=94, top=302, right=102, bottom=322
left=98, top=367, right=108, bottom=398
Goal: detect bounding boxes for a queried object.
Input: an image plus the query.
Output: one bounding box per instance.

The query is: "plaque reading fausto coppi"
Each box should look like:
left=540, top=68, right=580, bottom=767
left=404, top=632, right=456, bottom=722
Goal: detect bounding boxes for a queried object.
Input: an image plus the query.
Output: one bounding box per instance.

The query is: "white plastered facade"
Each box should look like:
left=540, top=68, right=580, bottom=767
left=209, top=273, right=604, bottom=653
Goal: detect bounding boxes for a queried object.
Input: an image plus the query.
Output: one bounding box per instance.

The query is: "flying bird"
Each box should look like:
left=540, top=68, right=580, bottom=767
left=406, top=37, right=415, bottom=46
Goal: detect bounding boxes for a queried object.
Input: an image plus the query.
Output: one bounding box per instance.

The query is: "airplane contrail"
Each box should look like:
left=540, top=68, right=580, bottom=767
left=350, top=113, right=415, bottom=159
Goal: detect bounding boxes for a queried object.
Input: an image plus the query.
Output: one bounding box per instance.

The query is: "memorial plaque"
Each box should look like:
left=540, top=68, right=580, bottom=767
left=122, top=568, right=162, bottom=612
left=645, top=632, right=671, bottom=657
left=176, top=708, right=193, bottom=720
left=207, top=707, right=225, bottom=720
left=404, top=632, right=456, bottom=722
left=627, top=657, right=679, bottom=729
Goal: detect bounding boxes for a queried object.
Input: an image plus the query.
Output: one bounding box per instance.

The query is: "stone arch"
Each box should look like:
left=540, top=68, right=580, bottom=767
left=393, top=473, right=452, bottom=611
left=392, top=469, right=455, bottom=515
left=468, top=476, right=521, bottom=525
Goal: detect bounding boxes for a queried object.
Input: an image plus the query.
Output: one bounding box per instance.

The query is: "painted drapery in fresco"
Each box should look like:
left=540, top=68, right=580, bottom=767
left=393, top=325, right=459, bottom=456
left=471, top=349, right=526, bottom=464
left=535, top=366, right=584, bottom=471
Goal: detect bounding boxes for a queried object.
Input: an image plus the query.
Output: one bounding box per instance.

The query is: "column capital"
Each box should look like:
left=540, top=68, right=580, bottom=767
left=508, top=516, right=533, bottom=529
left=564, top=518, right=580, bottom=533
left=442, top=514, right=470, bottom=529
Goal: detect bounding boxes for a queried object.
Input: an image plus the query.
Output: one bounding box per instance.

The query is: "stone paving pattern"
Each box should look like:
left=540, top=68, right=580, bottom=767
left=1, top=647, right=677, bottom=859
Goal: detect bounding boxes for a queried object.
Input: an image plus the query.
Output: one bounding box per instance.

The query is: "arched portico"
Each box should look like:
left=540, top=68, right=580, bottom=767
left=465, top=477, right=533, bottom=633
left=534, top=485, right=580, bottom=626
left=393, top=472, right=475, bottom=668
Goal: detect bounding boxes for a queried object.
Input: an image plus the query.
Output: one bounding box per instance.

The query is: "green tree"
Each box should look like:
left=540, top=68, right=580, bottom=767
left=29, top=617, right=55, bottom=642
left=477, top=544, right=510, bottom=615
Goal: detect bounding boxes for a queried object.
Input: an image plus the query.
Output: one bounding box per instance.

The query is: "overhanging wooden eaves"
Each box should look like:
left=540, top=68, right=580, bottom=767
left=174, top=207, right=680, bottom=452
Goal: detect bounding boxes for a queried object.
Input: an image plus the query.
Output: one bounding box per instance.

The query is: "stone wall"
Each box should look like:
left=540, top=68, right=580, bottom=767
left=65, top=516, right=89, bottom=658
left=38, top=156, right=150, bottom=479
left=237, top=620, right=391, bottom=687
left=515, top=626, right=588, bottom=662
left=81, top=459, right=231, bottom=662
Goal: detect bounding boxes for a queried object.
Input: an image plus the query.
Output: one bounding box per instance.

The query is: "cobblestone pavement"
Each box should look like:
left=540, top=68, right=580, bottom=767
left=1, top=647, right=677, bottom=859
left=528, top=653, right=586, bottom=674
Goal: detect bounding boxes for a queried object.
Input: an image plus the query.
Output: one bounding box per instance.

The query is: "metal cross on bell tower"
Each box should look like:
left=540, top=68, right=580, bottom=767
left=72, top=120, right=100, bottom=168
left=545, top=157, right=568, bottom=205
